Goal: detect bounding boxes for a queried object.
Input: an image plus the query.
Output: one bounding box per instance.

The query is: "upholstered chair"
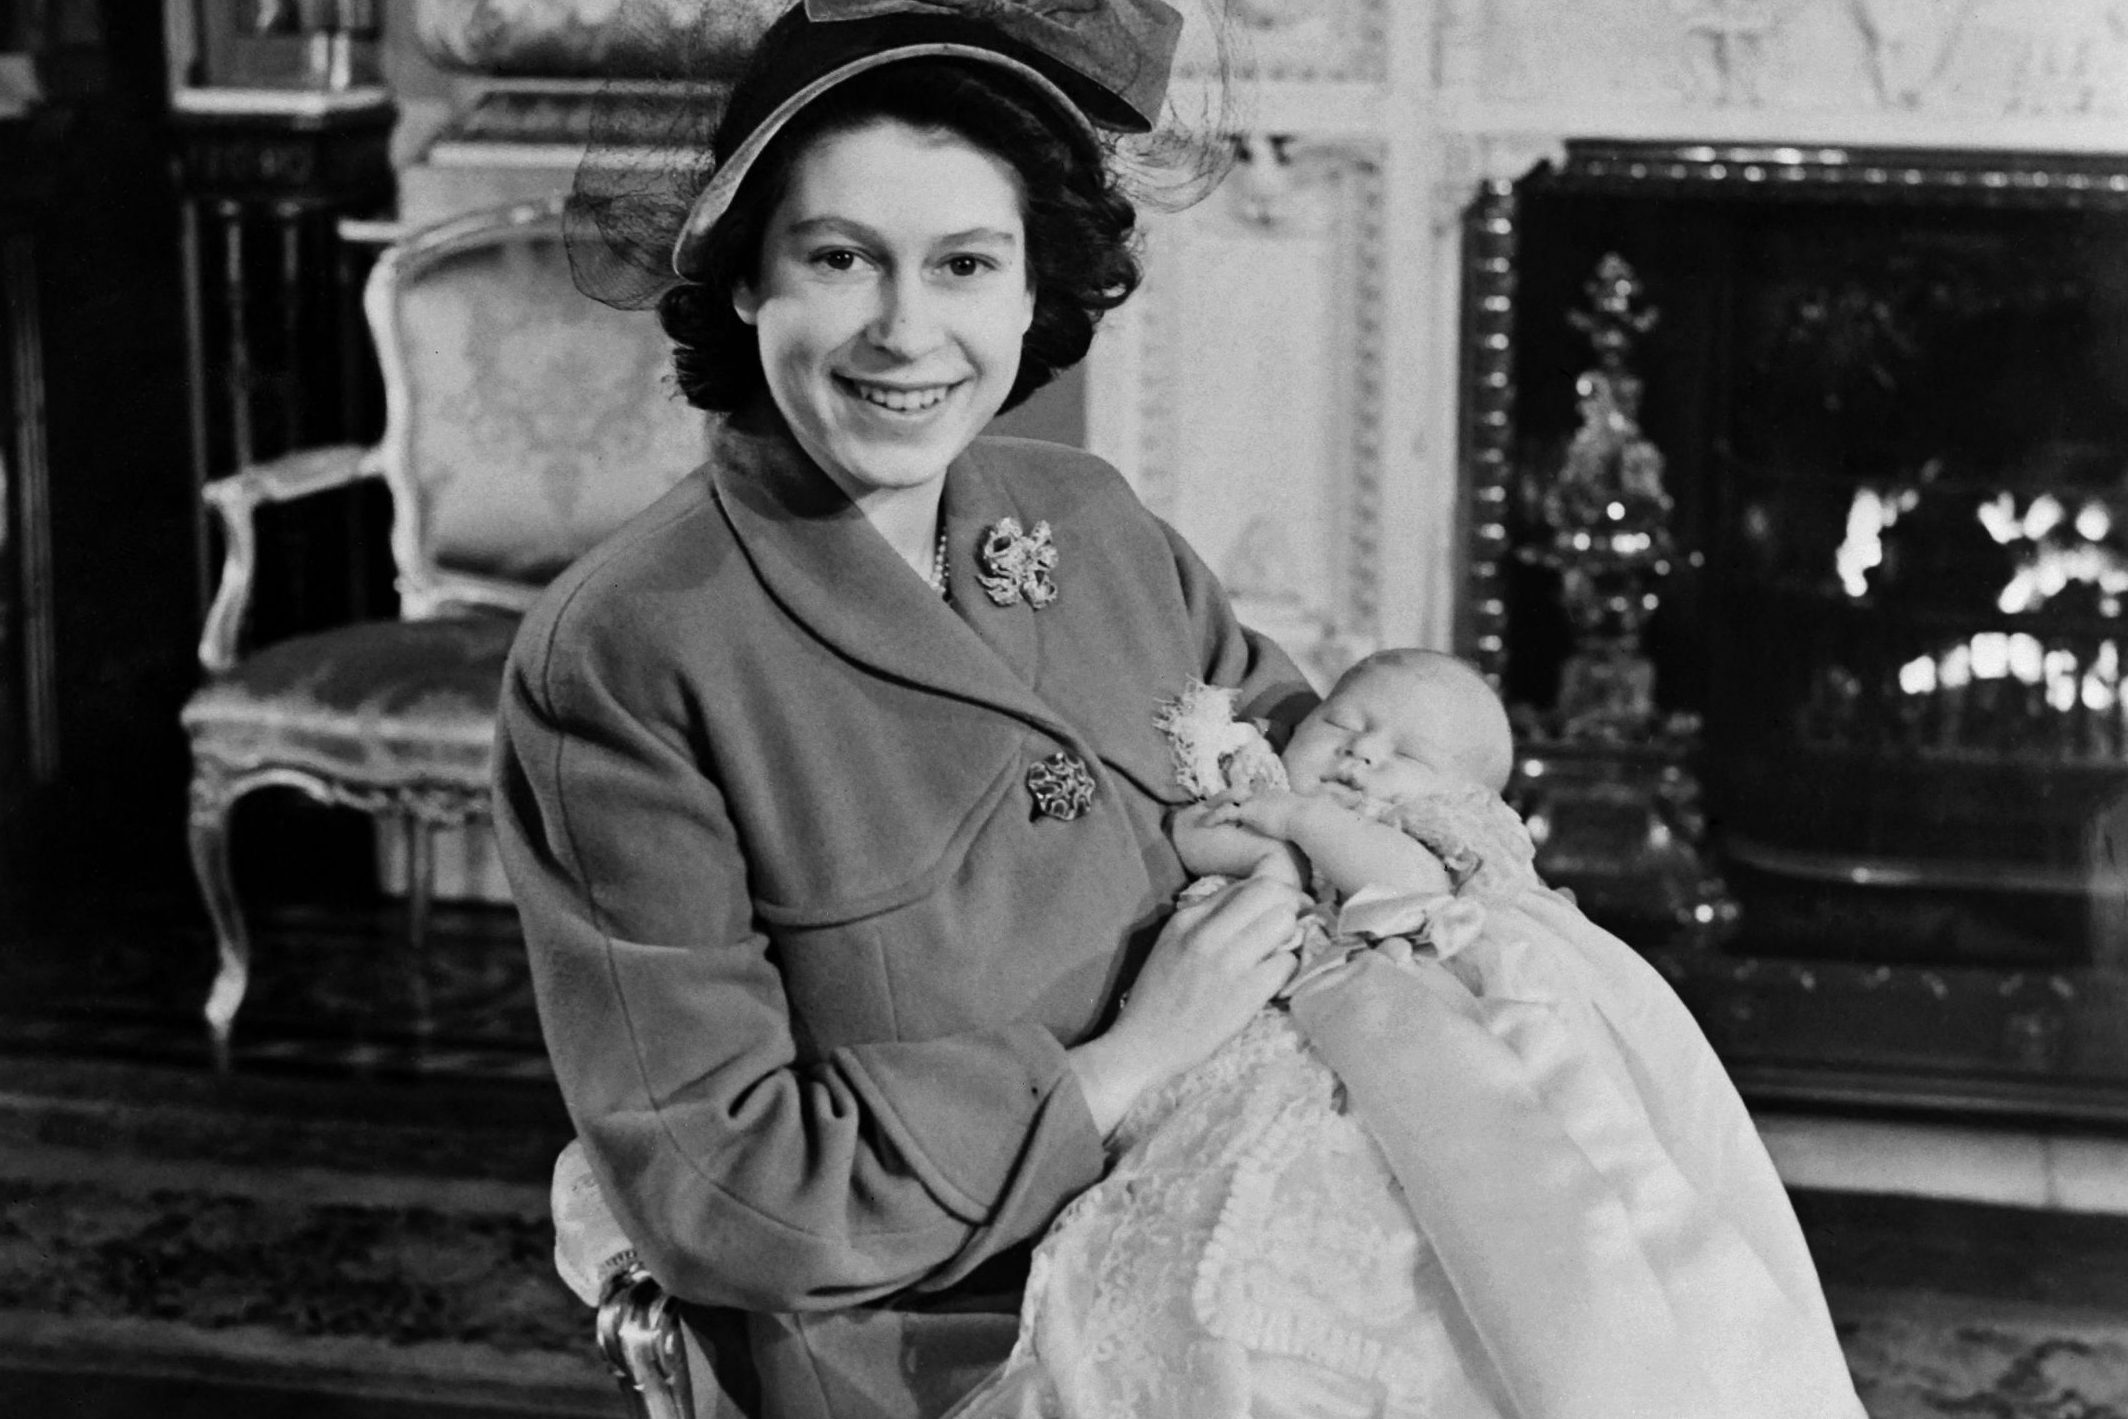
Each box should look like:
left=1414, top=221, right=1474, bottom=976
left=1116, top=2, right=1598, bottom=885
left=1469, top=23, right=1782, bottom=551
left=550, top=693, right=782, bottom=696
left=553, top=1139, right=697, bottom=1418
left=181, top=198, right=712, bottom=1067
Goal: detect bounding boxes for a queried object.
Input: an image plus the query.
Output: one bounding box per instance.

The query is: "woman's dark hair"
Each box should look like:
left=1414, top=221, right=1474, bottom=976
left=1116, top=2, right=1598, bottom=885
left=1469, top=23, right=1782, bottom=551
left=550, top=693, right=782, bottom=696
left=657, top=60, right=1142, bottom=414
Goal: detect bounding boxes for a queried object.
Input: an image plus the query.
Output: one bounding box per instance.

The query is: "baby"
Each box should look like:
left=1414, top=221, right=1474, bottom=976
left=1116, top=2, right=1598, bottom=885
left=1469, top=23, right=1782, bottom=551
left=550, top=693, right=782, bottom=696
left=947, top=650, right=1863, bottom=1419
left=1171, top=647, right=1517, bottom=902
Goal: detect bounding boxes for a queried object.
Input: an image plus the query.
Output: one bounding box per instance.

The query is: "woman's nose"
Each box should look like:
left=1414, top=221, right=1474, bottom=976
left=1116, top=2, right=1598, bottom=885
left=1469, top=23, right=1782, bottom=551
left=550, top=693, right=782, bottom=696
left=864, top=271, right=939, bottom=356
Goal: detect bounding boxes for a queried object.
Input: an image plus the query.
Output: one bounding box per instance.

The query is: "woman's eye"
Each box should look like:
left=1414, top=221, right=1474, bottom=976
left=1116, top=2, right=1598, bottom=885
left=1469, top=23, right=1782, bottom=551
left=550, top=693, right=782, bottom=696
left=943, top=254, right=995, bottom=278
left=810, top=248, right=862, bottom=273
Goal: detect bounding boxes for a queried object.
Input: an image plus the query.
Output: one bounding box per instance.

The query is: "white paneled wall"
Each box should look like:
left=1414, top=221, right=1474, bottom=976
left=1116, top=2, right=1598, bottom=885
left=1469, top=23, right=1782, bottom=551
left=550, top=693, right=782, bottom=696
left=1086, top=0, right=2128, bottom=687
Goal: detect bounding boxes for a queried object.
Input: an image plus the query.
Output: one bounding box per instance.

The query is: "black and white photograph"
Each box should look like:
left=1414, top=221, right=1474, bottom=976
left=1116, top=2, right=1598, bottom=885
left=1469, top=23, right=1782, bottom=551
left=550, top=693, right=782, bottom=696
left=2, top=2, right=2127, bottom=1416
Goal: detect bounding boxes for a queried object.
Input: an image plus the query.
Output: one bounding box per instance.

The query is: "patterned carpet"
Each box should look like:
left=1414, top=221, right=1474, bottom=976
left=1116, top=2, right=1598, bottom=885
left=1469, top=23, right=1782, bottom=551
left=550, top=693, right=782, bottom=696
left=0, top=1052, right=612, bottom=1416
left=1807, top=1189, right=2128, bottom=1418
left=5, top=906, right=2128, bottom=1416
left=8, top=1083, right=2128, bottom=1416
left=1838, top=1290, right=2128, bottom=1417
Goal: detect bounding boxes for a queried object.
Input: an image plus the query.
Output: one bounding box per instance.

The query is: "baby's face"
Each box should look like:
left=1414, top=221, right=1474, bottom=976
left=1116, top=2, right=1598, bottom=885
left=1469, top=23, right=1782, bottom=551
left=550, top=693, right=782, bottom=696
left=1282, top=666, right=1472, bottom=804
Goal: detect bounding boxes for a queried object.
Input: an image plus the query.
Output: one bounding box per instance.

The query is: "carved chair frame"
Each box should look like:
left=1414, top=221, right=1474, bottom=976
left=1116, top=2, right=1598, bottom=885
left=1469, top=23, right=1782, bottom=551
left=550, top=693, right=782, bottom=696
left=186, top=199, right=569, bottom=1067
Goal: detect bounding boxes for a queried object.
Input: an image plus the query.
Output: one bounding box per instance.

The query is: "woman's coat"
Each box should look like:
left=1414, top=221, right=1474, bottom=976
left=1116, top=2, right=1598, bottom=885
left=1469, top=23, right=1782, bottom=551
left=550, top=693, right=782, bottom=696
left=493, top=409, right=1310, bottom=1418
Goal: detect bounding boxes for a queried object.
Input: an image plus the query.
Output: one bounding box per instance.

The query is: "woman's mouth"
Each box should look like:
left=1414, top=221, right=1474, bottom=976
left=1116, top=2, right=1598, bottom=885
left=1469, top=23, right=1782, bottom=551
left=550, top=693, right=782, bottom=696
left=839, top=376, right=958, bottom=414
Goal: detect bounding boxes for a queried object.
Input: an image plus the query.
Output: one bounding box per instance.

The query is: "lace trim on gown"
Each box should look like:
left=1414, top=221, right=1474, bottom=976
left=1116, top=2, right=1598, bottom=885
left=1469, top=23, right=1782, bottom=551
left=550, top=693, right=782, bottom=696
left=980, top=1014, right=1494, bottom=1419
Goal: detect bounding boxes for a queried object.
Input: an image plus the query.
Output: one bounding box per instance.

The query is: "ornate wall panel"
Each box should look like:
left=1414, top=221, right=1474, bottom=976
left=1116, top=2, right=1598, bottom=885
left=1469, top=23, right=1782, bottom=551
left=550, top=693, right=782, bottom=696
left=412, top=0, right=774, bottom=78
left=1177, top=0, right=1390, bottom=84
left=1404, top=0, right=2128, bottom=677
left=1095, top=139, right=1386, bottom=687
left=1457, top=0, right=2128, bottom=120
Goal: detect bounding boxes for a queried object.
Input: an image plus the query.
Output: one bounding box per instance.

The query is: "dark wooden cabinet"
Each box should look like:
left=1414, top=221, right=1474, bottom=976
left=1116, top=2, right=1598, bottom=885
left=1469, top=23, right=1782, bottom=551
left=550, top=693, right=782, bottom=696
left=0, top=7, right=200, bottom=911
left=0, top=119, right=55, bottom=885
left=171, top=96, right=394, bottom=642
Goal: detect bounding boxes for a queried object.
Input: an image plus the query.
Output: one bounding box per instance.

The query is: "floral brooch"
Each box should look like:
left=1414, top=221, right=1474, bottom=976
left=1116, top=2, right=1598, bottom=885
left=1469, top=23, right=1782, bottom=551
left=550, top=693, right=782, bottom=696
left=976, top=517, right=1058, bottom=609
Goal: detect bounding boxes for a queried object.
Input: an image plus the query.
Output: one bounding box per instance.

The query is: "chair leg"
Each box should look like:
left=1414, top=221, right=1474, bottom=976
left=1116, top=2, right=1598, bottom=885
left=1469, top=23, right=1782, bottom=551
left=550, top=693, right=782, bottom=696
left=598, top=1268, right=697, bottom=1419
left=405, top=813, right=436, bottom=1035
left=188, top=776, right=250, bottom=1072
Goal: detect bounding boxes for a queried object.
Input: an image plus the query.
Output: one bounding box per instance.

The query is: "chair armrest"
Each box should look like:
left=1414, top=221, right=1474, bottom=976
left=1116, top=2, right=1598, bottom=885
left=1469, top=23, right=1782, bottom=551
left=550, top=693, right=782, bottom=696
left=554, top=1138, right=701, bottom=1419
left=400, top=569, right=543, bottom=621
left=197, top=444, right=382, bottom=674
left=598, top=1264, right=697, bottom=1419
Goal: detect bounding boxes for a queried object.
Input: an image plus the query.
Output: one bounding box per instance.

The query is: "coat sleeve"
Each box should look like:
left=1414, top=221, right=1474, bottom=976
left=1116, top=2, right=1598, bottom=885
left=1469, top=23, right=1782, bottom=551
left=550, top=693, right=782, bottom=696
left=1158, top=514, right=1318, bottom=739
left=494, top=590, right=1111, bottom=1313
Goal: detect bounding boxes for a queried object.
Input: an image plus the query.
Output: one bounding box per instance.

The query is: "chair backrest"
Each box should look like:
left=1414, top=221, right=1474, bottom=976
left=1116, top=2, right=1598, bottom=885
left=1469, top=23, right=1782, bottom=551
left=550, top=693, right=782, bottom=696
left=367, top=199, right=715, bottom=619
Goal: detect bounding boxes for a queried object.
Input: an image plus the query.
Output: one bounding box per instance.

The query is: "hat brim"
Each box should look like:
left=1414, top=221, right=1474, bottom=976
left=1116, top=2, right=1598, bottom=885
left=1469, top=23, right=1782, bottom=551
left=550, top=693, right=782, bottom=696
left=671, top=43, right=1096, bottom=282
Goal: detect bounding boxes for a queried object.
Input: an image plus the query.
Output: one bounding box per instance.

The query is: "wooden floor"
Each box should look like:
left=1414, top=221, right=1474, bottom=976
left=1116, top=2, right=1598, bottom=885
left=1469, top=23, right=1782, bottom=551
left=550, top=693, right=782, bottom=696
left=0, top=1367, right=598, bottom=1419
left=7, top=888, right=2128, bottom=1416
left=0, top=890, right=615, bottom=1417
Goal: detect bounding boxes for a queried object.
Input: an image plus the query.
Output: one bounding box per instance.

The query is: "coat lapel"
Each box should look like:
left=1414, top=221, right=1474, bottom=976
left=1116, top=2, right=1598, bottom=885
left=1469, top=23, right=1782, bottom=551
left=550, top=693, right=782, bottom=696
left=942, top=442, right=1041, bottom=685
left=955, top=440, right=1194, bottom=807
left=709, top=415, right=1068, bottom=741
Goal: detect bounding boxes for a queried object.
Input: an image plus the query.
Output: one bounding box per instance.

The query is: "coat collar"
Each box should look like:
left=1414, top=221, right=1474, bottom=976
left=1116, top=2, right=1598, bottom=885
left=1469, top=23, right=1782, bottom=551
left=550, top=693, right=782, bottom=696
left=708, top=408, right=1065, bottom=739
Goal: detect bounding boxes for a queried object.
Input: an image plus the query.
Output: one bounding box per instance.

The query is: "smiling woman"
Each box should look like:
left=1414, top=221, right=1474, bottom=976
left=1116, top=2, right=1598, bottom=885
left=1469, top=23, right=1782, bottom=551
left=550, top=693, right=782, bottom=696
left=668, top=66, right=1139, bottom=384
left=732, top=119, right=1037, bottom=565
left=651, top=54, right=1149, bottom=579
left=490, top=4, right=1317, bottom=1417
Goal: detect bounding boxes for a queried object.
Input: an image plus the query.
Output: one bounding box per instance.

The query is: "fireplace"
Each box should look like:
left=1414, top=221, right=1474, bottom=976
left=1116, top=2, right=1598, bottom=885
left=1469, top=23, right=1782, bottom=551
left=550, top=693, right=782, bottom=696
left=1463, top=142, right=2128, bottom=1122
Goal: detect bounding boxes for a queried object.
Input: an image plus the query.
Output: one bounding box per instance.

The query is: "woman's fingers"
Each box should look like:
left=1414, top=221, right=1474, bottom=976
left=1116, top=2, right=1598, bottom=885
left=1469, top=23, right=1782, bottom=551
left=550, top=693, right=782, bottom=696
left=1197, top=872, right=1306, bottom=921
left=1180, top=877, right=1309, bottom=983
left=1078, top=877, right=1314, bottom=1120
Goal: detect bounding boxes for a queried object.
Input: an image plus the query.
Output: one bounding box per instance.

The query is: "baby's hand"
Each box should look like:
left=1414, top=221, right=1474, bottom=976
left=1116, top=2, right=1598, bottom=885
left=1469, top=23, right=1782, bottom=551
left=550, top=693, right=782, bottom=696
left=1173, top=800, right=1307, bottom=888
left=1209, top=787, right=1345, bottom=842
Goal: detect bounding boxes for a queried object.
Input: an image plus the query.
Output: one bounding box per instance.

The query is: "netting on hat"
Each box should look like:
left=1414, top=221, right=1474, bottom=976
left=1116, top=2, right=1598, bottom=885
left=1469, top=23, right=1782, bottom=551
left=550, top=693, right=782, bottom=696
left=564, top=0, right=1242, bottom=311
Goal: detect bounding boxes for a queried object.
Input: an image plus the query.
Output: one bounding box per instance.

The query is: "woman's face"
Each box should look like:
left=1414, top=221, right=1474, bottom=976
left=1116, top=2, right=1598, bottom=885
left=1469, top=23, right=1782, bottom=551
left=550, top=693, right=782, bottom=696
left=733, top=118, right=1036, bottom=509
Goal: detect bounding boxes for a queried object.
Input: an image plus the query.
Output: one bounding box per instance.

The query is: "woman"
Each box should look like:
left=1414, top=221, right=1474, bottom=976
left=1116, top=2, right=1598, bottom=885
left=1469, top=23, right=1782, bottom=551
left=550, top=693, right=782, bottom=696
left=493, top=2, right=1314, bottom=1415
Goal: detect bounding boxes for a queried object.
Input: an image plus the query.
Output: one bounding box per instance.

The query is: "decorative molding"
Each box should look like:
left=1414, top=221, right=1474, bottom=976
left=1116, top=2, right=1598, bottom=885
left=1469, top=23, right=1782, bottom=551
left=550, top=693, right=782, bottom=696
left=1451, top=0, right=2128, bottom=125
left=413, top=0, right=774, bottom=80
left=1431, top=132, right=1565, bottom=234
left=1672, top=0, right=1792, bottom=107
left=1558, top=139, right=2128, bottom=203
left=1124, top=136, right=1386, bottom=686
left=1851, top=0, right=1985, bottom=108
left=1131, top=241, right=1180, bottom=522
left=1182, top=0, right=1389, bottom=85
left=1456, top=173, right=1518, bottom=681
left=173, top=86, right=394, bottom=118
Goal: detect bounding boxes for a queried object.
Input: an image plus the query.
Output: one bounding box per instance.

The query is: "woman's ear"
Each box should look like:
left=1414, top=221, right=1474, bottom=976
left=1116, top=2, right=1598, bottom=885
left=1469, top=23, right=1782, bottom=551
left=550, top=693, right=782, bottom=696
left=732, top=280, right=761, bottom=327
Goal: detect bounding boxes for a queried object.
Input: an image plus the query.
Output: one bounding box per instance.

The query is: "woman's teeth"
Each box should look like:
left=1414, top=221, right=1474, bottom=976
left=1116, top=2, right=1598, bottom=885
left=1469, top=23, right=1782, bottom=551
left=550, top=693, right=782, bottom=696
left=849, top=381, right=951, bottom=412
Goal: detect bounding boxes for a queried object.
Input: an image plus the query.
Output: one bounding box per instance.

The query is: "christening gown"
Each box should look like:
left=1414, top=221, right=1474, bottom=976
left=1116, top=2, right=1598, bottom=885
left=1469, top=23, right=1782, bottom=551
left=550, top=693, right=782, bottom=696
left=946, top=784, right=1865, bottom=1419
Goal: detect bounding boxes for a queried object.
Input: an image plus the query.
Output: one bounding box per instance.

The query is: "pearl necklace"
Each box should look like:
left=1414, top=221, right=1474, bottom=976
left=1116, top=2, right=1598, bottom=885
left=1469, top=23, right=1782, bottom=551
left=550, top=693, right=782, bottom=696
left=923, top=528, right=949, bottom=597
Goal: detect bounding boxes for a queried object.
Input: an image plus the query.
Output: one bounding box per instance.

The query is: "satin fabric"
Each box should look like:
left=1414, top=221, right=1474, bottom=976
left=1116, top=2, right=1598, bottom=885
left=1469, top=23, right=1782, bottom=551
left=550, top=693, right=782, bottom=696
left=945, top=792, right=1863, bottom=1419
left=1291, top=886, right=1864, bottom=1419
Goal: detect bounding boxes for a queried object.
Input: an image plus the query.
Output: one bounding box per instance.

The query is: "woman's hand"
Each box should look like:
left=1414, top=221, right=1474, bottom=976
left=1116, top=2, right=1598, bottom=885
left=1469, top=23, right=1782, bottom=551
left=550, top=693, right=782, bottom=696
left=1169, top=801, right=1306, bottom=887
left=1067, top=875, right=1307, bottom=1137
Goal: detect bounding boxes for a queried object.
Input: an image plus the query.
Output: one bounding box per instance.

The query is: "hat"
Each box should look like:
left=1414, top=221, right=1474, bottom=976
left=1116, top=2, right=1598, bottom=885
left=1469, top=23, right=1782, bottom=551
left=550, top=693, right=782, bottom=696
left=671, top=0, right=1184, bottom=280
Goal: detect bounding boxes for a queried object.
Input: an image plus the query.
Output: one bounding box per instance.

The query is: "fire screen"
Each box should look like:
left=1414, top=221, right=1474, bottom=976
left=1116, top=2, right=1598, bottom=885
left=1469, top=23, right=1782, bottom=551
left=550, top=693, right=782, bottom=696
left=1462, top=142, right=2128, bottom=1122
